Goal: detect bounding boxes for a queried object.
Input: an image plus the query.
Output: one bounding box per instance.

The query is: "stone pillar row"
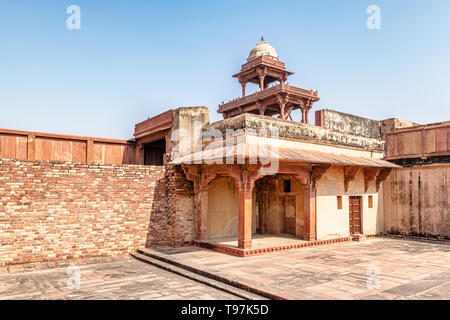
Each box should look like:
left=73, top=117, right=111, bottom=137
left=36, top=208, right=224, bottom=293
left=182, top=164, right=331, bottom=250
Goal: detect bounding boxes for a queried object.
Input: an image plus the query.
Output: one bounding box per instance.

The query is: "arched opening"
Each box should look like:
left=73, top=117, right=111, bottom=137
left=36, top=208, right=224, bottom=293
left=207, top=176, right=239, bottom=239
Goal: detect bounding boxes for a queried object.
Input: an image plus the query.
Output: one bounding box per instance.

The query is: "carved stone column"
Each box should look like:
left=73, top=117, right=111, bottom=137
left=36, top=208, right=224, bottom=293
left=276, top=94, right=288, bottom=120
left=240, top=80, right=246, bottom=97
left=303, top=183, right=316, bottom=241
left=258, top=75, right=265, bottom=91
left=257, top=67, right=267, bottom=91
left=299, top=100, right=313, bottom=124
left=299, top=101, right=307, bottom=123
left=226, top=165, right=264, bottom=249
left=303, top=165, right=330, bottom=241
left=197, top=173, right=216, bottom=241
left=237, top=177, right=253, bottom=249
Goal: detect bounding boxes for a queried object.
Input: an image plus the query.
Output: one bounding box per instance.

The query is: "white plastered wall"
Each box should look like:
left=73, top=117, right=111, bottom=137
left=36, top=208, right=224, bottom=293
left=316, top=166, right=383, bottom=240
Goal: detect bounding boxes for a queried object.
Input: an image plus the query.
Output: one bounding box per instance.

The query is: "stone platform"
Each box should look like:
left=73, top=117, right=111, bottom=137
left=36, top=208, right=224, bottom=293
left=192, top=234, right=352, bottom=257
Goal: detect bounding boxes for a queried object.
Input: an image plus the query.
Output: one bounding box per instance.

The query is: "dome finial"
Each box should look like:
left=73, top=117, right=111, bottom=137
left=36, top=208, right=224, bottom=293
left=261, top=36, right=265, bottom=42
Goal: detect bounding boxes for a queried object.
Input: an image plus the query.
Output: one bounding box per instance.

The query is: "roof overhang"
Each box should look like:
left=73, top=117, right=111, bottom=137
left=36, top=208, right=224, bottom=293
left=172, top=143, right=400, bottom=168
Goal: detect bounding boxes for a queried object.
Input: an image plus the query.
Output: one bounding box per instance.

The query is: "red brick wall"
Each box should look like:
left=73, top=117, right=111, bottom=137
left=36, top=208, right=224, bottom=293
left=0, top=159, right=167, bottom=266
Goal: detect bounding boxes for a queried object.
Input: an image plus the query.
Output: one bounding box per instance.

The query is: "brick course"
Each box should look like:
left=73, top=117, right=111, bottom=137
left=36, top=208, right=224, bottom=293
left=0, top=158, right=167, bottom=266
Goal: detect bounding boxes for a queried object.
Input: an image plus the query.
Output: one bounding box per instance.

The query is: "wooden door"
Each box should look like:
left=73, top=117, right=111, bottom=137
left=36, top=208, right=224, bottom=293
left=349, top=196, right=362, bottom=234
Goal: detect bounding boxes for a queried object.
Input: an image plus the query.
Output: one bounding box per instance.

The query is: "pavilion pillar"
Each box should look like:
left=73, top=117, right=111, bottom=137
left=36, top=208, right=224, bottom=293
left=276, top=94, right=288, bottom=120
left=300, top=101, right=307, bottom=124
left=197, top=184, right=209, bottom=241
left=197, top=172, right=216, bottom=241
left=237, top=179, right=253, bottom=249
left=301, top=165, right=330, bottom=241
left=227, top=166, right=263, bottom=249
left=258, top=75, right=265, bottom=91
left=240, top=80, right=246, bottom=97
left=303, top=183, right=317, bottom=241
left=302, top=100, right=313, bottom=124
left=304, top=109, right=310, bottom=124
left=279, top=103, right=286, bottom=120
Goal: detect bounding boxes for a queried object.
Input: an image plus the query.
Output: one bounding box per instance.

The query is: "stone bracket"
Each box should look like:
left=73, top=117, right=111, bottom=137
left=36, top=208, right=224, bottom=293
left=311, top=164, right=331, bottom=189
left=376, top=168, right=392, bottom=191
left=364, top=167, right=381, bottom=192
left=344, top=166, right=361, bottom=192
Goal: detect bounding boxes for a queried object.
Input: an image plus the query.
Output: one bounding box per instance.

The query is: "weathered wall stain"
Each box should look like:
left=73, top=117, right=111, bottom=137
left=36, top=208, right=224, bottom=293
left=383, top=165, right=450, bottom=239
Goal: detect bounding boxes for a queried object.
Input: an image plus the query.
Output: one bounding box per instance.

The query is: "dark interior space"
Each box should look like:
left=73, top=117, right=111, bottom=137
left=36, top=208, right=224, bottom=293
left=144, top=139, right=165, bottom=165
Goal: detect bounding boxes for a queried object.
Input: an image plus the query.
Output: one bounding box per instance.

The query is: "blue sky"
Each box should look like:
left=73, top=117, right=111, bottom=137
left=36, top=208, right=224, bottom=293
left=1, top=0, right=449, bottom=139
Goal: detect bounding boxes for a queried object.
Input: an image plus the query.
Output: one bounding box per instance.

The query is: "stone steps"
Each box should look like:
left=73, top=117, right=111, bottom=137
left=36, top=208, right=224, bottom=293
left=131, top=248, right=283, bottom=300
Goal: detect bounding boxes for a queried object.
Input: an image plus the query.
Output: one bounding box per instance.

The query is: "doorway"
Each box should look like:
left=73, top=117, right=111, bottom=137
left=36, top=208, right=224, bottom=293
left=349, top=196, right=362, bottom=234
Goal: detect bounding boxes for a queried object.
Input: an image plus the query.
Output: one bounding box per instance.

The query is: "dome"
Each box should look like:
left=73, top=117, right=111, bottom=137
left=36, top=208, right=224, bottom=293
left=247, top=37, right=279, bottom=62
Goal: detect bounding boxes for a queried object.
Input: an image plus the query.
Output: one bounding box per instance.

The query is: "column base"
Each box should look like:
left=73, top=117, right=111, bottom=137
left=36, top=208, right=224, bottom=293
left=303, top=233, right=316, bottom=241
left=238, top=239, right=252, bottom=249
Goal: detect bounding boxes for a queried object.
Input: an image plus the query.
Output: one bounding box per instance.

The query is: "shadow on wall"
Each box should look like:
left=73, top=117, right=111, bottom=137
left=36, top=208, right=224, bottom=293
left=148, top=164, right=196, bottom=247
left=145, top=175, right=169, bottom=247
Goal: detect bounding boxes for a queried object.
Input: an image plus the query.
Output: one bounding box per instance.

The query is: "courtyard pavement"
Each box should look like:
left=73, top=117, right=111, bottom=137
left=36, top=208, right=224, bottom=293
left=0, top=256, right=239, bottom=300
left=150, top=237, right=450, bottom=300
left=0, top=237, right=448, bottom=300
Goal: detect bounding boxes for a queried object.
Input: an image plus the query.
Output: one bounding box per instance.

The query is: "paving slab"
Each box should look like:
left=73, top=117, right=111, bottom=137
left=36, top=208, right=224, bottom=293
left=144, top=237, right=450, bottom=300
left=0, top=256, right=240, bottom=300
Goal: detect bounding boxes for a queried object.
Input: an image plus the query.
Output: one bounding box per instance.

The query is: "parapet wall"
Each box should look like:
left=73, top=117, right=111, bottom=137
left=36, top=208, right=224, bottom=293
left=0, top=159, right=167, bottom=267
left=208, top=113, right=385, bottom=151
left=315, top=109, right=381, bottom=139
left=384, top=121, right=450, bottom=163
left=0, top=128, right=136, bottom=165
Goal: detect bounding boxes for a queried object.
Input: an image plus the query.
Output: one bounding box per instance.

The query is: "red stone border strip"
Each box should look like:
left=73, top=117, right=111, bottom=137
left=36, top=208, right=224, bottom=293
left=383, top=234, right=450, bottom=243
left=365, top=234, right=379, bottom=238
left=192, top=237, right=353, bottom=258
